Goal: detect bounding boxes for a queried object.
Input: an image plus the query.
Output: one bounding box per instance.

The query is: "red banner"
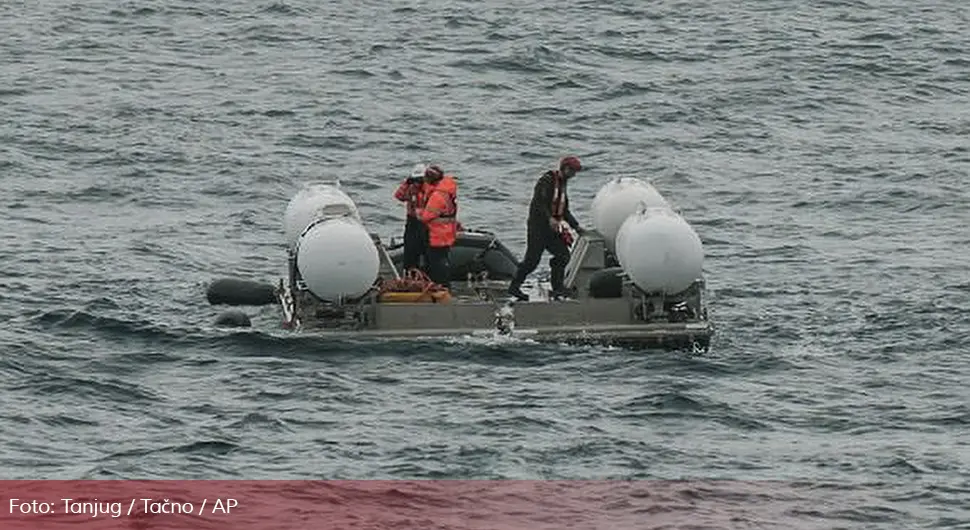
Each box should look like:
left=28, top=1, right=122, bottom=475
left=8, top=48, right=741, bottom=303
left=1, top=480, right=864, bottom=529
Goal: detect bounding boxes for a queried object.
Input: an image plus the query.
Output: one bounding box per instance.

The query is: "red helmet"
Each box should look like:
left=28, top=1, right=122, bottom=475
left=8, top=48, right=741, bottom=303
left=560, top=156, right=581, bottom=172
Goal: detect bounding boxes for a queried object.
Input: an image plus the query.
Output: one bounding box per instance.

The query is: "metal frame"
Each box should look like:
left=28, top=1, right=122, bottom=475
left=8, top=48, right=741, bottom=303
left=276, top=230, right=714, bottom=351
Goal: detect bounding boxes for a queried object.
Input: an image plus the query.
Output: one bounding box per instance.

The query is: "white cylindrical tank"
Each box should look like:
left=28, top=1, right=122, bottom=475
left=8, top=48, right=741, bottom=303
left=615, top=206, right=704, bottom=296
left=283, top=183, right=362, bottom=248
left=295, top=217, right=380, bottom=302
left=591, top=177, right=671, bottom=254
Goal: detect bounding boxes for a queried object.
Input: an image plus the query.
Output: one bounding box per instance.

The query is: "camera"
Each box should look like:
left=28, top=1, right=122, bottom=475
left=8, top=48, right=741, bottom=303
left=406, top=176, right=424, bottom=185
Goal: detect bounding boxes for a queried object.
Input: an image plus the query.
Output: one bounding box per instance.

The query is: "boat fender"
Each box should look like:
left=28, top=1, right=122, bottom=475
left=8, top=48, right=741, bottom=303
left=214, top=310, right=252, bottom=328
left=206, top=278, right=277, bottom=306
left=587, top=267, right=625, bottom=299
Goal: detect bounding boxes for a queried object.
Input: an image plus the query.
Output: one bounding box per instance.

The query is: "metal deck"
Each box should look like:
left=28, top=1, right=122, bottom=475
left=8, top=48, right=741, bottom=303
left=276, top=230, right=715, bottom=351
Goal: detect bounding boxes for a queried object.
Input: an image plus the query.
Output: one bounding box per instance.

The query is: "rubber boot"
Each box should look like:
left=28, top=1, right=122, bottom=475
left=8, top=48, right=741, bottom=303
left=550, top=266, right=571, bottom=300
left=507, top=280, right=529, bottom=301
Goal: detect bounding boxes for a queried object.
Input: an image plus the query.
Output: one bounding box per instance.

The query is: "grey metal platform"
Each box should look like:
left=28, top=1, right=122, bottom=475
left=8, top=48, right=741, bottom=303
left=276, top=229, right=714, bottom=351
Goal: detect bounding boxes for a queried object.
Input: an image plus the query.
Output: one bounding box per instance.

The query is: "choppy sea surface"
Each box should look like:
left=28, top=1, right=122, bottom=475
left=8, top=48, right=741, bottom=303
left=2, top=0, right=968, bottom=527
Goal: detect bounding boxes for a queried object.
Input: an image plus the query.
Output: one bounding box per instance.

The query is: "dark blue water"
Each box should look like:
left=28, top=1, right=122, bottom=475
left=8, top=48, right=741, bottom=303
left=2, top=1, right=968, bottom=527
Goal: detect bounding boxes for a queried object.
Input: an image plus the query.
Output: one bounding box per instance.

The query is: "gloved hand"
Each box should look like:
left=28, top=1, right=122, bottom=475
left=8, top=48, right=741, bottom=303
left=559, top=229, right=574, bottom=247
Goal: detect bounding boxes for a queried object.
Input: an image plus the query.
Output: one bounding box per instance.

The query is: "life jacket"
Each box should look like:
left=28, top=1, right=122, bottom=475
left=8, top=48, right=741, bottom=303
left=549, top=170, right=574, bottom=247
left=393, top=179, right=428, bottom=218
left=418, top=175, right=458, bottom=248
left=550, top=170, right=566, bottom=221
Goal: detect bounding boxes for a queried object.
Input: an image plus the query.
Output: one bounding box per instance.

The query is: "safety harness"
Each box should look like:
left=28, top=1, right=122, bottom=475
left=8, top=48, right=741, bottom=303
left=549, top=171, right=574, bottom=247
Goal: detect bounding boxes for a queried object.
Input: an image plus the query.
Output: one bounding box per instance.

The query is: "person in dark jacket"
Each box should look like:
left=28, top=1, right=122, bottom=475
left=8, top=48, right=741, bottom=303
left=507, top=156, right=586, bottom=301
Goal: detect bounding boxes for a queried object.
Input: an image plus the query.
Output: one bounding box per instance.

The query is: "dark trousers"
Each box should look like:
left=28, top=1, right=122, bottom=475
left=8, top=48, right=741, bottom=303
left=511, top=221, right=570, bottom=291
left=425, top=246, right=452, bottom=289
left=401, top=216, right=429, bottom=271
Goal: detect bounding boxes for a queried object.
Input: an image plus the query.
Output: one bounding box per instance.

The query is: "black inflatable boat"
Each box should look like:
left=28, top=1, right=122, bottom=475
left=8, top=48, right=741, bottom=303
left=385, top=228, right=521, bottom=281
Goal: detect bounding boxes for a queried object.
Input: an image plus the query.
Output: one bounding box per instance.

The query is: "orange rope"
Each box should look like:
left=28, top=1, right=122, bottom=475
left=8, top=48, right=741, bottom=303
left=378, top=268, right=446, bottom=295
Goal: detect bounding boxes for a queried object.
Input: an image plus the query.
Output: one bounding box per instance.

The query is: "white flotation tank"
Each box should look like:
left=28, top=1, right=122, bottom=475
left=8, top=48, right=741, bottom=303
left=591, top=177, right=671, bottom=254
left=295, top=217, right=380, bottom=302
left=615, top=205, right=704, bottom=295
left=283, top=182, right=361, bottom=248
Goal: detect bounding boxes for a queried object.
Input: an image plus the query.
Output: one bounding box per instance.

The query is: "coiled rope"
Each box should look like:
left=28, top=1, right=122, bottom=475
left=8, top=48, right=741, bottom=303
left=377, top=268, right=447, bottom=296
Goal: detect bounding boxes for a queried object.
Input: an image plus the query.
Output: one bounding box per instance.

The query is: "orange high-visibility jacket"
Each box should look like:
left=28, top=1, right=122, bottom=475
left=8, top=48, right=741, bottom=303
left=394, top=179, right=428, bottom=218
left=418, top=175, right=458, bottom=248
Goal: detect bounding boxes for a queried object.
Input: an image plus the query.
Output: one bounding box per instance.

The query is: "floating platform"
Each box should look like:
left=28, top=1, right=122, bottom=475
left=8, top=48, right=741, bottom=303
left=276, top=228, right=714, bottom=351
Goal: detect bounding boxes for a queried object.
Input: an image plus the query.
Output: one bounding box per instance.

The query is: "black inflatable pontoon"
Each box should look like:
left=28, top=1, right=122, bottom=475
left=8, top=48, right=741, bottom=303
left=386, top=228, right=521, bottom=281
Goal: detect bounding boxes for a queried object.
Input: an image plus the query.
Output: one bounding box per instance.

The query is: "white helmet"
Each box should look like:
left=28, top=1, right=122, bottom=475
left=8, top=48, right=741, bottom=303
left=410, top=163, right=427, bottom=179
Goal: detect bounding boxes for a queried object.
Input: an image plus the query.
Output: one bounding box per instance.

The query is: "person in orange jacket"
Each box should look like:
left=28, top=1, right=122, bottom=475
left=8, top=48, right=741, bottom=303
left=416, top=165, right=459, bottom=289
left=393, top=163, right=431, bottom=272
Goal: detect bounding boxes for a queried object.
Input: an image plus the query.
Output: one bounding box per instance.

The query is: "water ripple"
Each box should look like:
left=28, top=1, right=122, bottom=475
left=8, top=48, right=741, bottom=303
left=1, top=0, right=968, bottom=525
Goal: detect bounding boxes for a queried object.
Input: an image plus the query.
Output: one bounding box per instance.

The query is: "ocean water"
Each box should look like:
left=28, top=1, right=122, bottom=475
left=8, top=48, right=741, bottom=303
left=2, top=0, right=969, bottom=527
